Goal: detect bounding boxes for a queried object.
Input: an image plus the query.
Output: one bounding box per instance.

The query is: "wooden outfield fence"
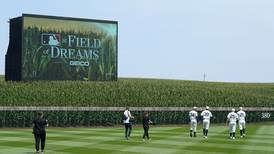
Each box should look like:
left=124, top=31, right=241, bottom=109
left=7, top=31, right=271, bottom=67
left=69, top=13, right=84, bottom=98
left=0, top=106, right=274, bottom=112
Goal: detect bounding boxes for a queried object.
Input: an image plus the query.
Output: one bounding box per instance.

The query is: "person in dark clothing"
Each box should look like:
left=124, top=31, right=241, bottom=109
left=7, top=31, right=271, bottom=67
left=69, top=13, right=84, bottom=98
left=33, top=112, right=48, bottom=154
left=142, top=112, right=152, bottom=141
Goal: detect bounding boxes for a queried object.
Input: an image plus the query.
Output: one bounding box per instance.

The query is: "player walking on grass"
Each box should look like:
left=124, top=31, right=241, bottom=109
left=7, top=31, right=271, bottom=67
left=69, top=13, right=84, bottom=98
left=33, top=112, right=48, bottom=154
left=237, top=107, right=246, bottom=138
left=201, top=106, right=212, bottom=138
left=123, top=107, right=134, bottom=140
left=227, top=108, right=238, bottom=139
left=142, top=112, right=153, bottom=141
left=189, top=106, right=198, bottom=137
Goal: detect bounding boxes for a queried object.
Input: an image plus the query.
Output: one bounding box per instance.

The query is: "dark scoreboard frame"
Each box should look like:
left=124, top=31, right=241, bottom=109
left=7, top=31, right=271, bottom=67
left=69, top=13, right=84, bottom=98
left=5, top=14, right=118, bottom=81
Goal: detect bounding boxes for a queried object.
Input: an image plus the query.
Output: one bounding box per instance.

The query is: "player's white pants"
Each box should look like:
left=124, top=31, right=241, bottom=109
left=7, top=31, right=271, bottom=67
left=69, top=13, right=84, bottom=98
left=190, top=120, right=197, bottom=132
left=238, top=120, right=246, bottom=130
left=203, top=120, right=210, bottom=130
left=229, top=122, right=237, bottom=133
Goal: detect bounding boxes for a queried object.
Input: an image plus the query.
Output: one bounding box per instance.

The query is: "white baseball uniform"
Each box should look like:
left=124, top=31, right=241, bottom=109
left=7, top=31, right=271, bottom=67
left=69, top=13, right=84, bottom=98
left=189, top=110, right=198, bottom=132
left=201, top=110, right=212, bottom=129
left=237, top=110, right=246, bottom=130
left=227, top=112, right=238, bottom=133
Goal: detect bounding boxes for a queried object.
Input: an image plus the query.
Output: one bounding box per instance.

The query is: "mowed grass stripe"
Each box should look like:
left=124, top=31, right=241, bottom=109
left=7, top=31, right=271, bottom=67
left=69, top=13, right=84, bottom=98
left=98, top=127, right=226, bottom=153
left=46, top=127, right=179, bottom=139
left=135, top=127, right=227, bottom=147
left=174, top=126, right=230, bottom=153
left=182, top=124, right=274, bottom=154
left=236, top=125, right=274, bottom=154
left=56, top=127, right=185, bottom=154
left=50, top=128, right=181, bottom=153
left=0, top=126, right=233, bottom=154
left=1, top=124, right=274, bottom=154
left=195, top=136, right=274, bottom=145
left=109, top=127, right=229, bottom=154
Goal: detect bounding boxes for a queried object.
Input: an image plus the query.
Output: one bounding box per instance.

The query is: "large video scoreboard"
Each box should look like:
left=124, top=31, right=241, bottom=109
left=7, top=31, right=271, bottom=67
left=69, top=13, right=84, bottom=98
left=5, top=14, right=118, bottom=81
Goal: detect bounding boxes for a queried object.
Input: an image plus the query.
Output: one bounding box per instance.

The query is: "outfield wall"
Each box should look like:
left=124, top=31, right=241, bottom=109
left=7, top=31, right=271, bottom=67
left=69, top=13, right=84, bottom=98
left=1, top=106, right=274, bottom=111
left=0, top=107, right=272, bottom=127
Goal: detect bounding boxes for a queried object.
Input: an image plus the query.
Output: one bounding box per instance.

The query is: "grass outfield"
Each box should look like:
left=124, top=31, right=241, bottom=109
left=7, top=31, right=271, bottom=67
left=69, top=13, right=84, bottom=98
left=0, top=124, right=274, bottom=154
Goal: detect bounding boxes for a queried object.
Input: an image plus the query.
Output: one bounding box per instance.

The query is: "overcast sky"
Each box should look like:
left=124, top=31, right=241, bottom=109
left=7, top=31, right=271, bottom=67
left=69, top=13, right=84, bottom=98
left=1, top=0, right=274, bottom=82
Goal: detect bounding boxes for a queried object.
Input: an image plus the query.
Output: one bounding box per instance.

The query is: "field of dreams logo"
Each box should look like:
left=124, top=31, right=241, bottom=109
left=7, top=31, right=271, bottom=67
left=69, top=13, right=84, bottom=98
left=41, top=33, right=101, bottom=67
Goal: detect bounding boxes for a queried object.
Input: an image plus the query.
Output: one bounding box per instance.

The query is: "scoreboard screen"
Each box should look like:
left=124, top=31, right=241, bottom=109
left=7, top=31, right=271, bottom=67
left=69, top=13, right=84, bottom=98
left=6, top=14, right=118, bottom=81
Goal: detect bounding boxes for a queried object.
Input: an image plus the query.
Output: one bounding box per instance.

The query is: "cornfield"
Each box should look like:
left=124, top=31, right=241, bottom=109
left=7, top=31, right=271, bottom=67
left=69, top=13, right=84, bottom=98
left=0, top=76, right=273, bottom=107
left=22, top=25, right=117, bottom=81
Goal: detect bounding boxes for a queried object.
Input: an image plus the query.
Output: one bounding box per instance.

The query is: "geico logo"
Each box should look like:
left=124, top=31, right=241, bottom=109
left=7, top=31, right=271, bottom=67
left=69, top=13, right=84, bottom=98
left=69, top=61, right=89, bottom=66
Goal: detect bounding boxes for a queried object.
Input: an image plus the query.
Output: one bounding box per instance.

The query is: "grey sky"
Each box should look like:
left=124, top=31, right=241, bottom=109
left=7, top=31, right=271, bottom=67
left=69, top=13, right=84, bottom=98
left=1, top=0, right=274, bottom=82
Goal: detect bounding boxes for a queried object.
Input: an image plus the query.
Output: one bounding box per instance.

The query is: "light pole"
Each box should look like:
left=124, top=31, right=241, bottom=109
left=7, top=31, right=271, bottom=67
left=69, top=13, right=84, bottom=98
left=203, top=73, right=206, bottom=81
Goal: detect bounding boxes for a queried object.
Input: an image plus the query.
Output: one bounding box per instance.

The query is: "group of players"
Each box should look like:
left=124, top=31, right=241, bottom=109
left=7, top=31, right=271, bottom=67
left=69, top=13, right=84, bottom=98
left=123, top=106, right=246, bottom=142
left=32, top=107, right=246, bottom=153
left=189, top=106, right=246, bottom=139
